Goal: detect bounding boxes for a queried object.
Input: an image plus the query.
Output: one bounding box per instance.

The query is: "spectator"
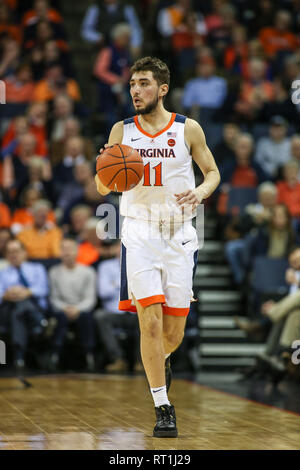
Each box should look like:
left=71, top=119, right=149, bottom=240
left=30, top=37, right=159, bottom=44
left=0, top=2, right=22, bottom=43
left=6, top=132, right=39, bottom=193
left=48, top=238, right=97, bottom=371
left=33, top=63, right=81, bottom=102
left=254, top=115, right=292, bottom=179
left=81, top=0, right=143, bottom=58
left=93, top=22, right=132, bottom=134
left=259, top=10, right=298, bottom=60
left=182, top=58, right=227, bottom=118
left=50, top=116, right=94, bottom=165
left=259, top=77, right=300, bottom=126
left=0, top=239, right=49, bottom=369
left=76, top=217, right=102, bottom=266
left=15, top=156, right=53, bottom=203
left=0, top=227, right=12, bottom=270
left=0, top=38, right=21, bottom=78
left=94, top=241, right=141, bottom=372
left=234, top=58, right=274, bottom=122
left=52, top=136, right=87, bottom=194
left=64, top=204, right=92, bottom=242
left=224, top=25, right=249, bottom=76
left=212, top=120, right=240, bottom=165
left=11, top=186, right=55, bottom=235
left=225, top=182, right=278, bottom=285
left=4, top=62, right=35, bottom=103
left=57, top=160, right=95, bottom=216
left=218, top=133, right=267, bottom=215
left=27, top=101, right=49, bottom=157
left=24, top=18, right=68, bottom=53
left=50, top=94, right=74, bottom=142
left=22, top=0, right=62, bottom=28
left=17, top=199, right=62, bottom=259
left=277, top=160, right=300, bottom=220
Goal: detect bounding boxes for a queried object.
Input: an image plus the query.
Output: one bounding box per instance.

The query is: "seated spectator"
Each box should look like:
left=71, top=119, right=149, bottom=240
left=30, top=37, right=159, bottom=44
left=48, top=238, right=97, bottom=371
left=0, top=200, right=11, bottom=228
left=11, top=186, right=55, bottom=235
left=17, top=199, right=62, bottom=259
left=205, top=2, right=237, bottom=54
left=52, top=136, right=87, bottom=194
left=259, top=10, right=298, bottom=60
left=49, top=94, right=74, bottom=142
left=224, top=25, right=249, bottom=76
left=50, top=116, right=94, bottom=165
left=234, top=58, right=274, bottom=123
left=81, top=0, right=143, bottom=58
left=33, top=63, right=81, bottom=102
left=27, top=101, right=49, bottom=157
left=15, top=156, right=53, bottom=204
left=277, top=160, right=300, bottom=221
left=290, top=135, right=300, bottom=178
left=259, top=78, right=300, bottom=126
left=182, top=58, right=227, bottom=119
left=30, top=39, right=73, bottom=81
left=0, top=227, right=12, bottom=270
left=64, top=204, right=92, bottom=242
left=0, top=239, right=49, bottom=369
left=237, top=246, right=300, bottom=371
left=254, top=116, right=292, bottom=180
left=245, top=204, right=295, bottom=266
left=225, top=182, right=278, bottom=285
left=22, top=0, right=62, bottom=28
left=76, top=217, right=102, bottom=266
left=212, top=120, right=240, bottom=166
left=94, top=241, right=141, bottom=372
left=0, top=38, right=20, bottom=79
left=0, top=2, right=22, bottom=43
left=93, top=22, right=132, bottom=135
left=218, top=133, right=267, bottom=215
left=24, top=18, right=68, bottom=53
left=57, top=160, right=95, bottom=216
left=4, top=62, right=35, bottom=103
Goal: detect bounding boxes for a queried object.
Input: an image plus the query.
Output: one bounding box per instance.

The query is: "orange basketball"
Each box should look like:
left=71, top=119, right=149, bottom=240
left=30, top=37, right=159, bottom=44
left=96, top=144, right=144, bottom=192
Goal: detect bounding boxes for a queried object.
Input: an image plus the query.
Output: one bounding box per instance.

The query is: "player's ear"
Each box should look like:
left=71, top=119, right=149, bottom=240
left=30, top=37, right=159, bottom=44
left=160, top=84, right=169, bottom=98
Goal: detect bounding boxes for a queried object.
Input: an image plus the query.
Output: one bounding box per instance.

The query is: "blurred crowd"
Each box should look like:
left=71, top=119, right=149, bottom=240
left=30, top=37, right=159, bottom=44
left=0, top=0, right=300, bottom=380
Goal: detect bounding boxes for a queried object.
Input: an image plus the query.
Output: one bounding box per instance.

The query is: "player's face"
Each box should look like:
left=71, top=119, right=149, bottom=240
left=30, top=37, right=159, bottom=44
left=130, top=71, right=164, bottom=115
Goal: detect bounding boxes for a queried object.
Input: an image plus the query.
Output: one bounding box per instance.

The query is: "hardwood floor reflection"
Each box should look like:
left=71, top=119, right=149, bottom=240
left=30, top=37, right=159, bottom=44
left=0, top=374, right=299, bottom=450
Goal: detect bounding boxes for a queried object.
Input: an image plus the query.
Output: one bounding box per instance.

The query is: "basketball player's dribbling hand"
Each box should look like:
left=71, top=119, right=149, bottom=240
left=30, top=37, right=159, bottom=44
left=174, top=188, right=204, bottom=212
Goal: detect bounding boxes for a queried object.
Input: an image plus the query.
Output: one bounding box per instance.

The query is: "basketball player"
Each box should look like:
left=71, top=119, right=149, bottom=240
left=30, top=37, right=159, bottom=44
left=95, top=57, right=220, bottom=437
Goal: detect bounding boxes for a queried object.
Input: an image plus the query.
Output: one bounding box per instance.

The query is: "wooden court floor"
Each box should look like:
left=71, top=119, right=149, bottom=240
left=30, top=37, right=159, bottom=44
left=0, top=374, right=299, bottom=450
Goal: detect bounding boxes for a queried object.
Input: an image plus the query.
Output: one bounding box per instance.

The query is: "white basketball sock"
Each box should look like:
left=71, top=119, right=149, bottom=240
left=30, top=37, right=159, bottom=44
left=150, top=385, right=170, bottom=408
left=165, top=353, right=171, bottom=360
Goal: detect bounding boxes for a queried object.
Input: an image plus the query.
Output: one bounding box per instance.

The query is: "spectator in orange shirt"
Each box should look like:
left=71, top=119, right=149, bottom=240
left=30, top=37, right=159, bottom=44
left=17, top=199, right=62, bottom=259
left=77, top=217, right=102, bottom=266
left=0, top=201, right=11, bottom=228
left=22, top=0, right=62, bottom=28
left=0, top=2, right=22, bottom=43
left=4, top=62, right=35, bottom=103
left=11, top=186, right=55, bottom=234
left=259, top=10, right=298, bottom=59
left=224, top=25, right=249, bottom=76
left=33, top=63, right=81, bottom=102
left=27, top=101, right=49, bottom=157
left=277, top=160, right=300, bottom=220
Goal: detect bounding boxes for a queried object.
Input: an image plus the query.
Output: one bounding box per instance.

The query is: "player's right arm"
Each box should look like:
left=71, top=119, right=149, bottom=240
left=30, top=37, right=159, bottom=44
left=94, top=121, right=124, bottom=195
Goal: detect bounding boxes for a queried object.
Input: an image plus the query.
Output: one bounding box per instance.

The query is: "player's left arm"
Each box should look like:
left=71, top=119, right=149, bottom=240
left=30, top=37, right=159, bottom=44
left=175, top=118, right=221, bottom=210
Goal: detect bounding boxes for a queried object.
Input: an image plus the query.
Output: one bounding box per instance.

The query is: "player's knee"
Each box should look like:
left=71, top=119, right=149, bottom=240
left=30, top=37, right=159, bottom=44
left=164, top=330, right=184, bottom=349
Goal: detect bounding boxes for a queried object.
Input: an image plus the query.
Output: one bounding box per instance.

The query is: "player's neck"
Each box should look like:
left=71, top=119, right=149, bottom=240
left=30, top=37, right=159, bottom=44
left=138, top=104, right=172, bottom=130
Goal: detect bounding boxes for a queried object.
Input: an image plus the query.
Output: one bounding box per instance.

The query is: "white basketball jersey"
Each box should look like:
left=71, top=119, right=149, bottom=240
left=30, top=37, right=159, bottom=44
left=120, top=113, right=196, bottom=222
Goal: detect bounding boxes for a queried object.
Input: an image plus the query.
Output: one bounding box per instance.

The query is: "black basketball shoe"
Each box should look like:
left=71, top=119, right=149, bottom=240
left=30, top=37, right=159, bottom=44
left=165, top=356, right=172, bottom=392
left=153, top=404, right=178, bottom=438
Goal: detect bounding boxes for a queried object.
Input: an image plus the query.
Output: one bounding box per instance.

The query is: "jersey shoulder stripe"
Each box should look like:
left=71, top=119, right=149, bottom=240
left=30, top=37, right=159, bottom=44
left=175, top=114, right=187, bottom=124
left=124, top=117, right=135, bottom=125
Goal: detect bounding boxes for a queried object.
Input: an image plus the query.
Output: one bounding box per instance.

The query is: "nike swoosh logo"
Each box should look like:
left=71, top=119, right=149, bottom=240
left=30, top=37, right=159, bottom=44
left=182, top=240, right=191, bottom=246
left=131, top=137, right=142, bottom=142
left=153, top=388, right=163, bottom=393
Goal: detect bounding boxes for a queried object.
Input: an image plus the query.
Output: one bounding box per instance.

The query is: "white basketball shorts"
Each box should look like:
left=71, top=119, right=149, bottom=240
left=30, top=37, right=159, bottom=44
left=119, top=217, right=199, bottom=317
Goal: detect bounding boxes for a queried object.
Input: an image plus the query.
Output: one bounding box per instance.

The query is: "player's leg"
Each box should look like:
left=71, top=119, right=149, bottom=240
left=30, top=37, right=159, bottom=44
left=163, top=315, right=187, bottom=355
left=132, top=294, right=177, bottom=438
